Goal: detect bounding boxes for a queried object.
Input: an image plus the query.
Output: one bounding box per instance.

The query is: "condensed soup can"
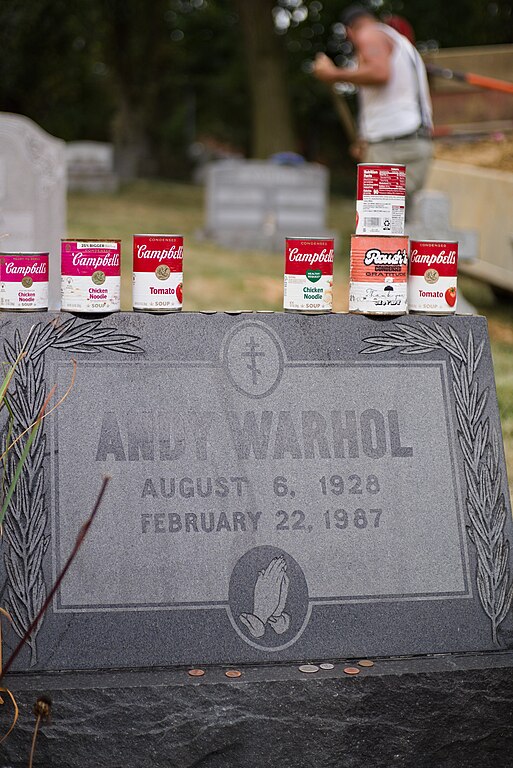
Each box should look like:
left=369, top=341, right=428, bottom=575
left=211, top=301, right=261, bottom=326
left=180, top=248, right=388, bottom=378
left=349, top=235, right=409, bottom=315
left=283, top=237, right=334, bottom=312
left=409, top=240, right=458, bottom=314
left=0, top=252, right=49, bottom=311
left=61, top=239, right=121, bottom=313
left=132, top=234, right=183, bottom=312
left=356, top=163, right=406, bottom=235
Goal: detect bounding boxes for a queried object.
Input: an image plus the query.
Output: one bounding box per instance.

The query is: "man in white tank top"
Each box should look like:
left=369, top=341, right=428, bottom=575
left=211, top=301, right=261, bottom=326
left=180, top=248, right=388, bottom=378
left=313, top=4, right=433, bottom=208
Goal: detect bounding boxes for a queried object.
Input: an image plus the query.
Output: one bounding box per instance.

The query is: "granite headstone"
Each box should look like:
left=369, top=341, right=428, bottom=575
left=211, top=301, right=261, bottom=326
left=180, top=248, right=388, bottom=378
left=1, top=311, right=512, bottom=671
left=0, top=112, right=66, bottom=310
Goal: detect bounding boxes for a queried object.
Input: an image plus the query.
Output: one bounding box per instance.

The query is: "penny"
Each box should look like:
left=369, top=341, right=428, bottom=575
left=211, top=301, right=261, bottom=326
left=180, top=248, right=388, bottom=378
left=188, top=669, right=205, bottom=677
left=343, top=667, right=361, bottom=676
left=319, top=663, right=335, bottom=670
left=21, top=276, right=33, bottom=289
left=225, top=670, right=242, bottom=678
left=298, top=664, right=319, bottom=674
left=358, top=660, right=375, bottom=668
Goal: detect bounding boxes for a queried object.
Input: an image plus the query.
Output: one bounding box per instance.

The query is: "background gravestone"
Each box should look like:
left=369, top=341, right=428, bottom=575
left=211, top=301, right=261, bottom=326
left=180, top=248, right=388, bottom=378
left=1, top=312, right=512, bottom=672
left=66, top=141, right=119, bottom=193
left=408, top=189, right=479, bottom=262
left=204, top=160, right=334, bottom=250
left=0, top=112, right=66, bottom=310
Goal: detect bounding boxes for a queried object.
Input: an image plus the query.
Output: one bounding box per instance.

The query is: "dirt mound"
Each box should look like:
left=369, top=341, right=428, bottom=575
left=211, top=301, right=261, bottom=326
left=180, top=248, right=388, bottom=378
left=435, top=135, right=513, bottom=172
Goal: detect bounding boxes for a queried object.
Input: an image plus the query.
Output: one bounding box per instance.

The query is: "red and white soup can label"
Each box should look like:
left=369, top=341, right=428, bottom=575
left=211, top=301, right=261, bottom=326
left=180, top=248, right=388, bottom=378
left=132, top=234, right=183, bottom=311
left=283, top=238, right=334, bottom=312
left=61, top=240, right=121, bottom=313
left=0, top=252, right=49, bottom=310
left=408, top=240, right=458, bottom=314
left=356, top=163, right=406, bottom=236
left=349, top=235, right=409, bottom=315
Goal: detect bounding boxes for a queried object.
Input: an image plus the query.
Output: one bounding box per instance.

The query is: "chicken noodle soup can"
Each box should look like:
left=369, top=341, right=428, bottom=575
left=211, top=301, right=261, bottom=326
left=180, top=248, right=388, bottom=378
left=283, top=237, right=334, bottom=312
left=409, top=240, right=458, bottom=314
left=0, top=252, right=49, bottom=311
left=349, top=235, right=409, bottom=315
left=132, top=234, right=183, bottom=312
left=355, top=163, right=406, bottom=236
left=61, top=239, right=121, bottom=313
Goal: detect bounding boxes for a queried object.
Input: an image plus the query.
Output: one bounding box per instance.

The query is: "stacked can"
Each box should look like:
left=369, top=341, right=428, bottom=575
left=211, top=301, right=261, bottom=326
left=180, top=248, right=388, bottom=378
left=61, top=239, right=121, bottom=313
left=283, top=237, right=334, bottom=313
left=0, top=252, right=49, bottom=311
left=408, top=240, right=458, bottom=314
left=349, top=163, right=408, bottom=315
left=133, top=234, right=183, bottom=312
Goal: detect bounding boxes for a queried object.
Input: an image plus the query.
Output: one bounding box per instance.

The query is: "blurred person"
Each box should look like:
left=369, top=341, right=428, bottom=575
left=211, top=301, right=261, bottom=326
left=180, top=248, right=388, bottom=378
left=313, top=4, right=433, bottom=207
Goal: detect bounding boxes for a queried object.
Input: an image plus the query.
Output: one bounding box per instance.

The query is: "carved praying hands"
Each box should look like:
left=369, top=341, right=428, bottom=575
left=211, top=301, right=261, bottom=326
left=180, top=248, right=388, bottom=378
left=240, top=557, right=290, bottom=638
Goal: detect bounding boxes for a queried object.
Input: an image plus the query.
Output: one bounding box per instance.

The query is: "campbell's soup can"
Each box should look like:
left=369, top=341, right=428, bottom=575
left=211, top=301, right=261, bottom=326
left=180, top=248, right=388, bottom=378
left=132, top=234, right=183, bottom=312
left=349, top=235, right=409, bottom=315
left=409, top=240, right=458, bottom=314
left=284, top=237, right=334, bottom=312
left=0, top=252, right=49, bottom=311
left=61, top=239, right=121, bottom=313
left=356, top=163, right=406, bottom=235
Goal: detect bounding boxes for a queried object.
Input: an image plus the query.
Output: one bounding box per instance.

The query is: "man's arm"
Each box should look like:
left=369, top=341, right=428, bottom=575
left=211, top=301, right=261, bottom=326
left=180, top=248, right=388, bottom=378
left=313, top=30, right=392, bottom=86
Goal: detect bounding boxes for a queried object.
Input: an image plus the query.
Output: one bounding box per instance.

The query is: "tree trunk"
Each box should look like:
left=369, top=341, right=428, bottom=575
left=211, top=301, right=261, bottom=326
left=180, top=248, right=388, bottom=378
left=235, top=0, right=296, bottom=158
left=111, top=92, right=157, bottom=180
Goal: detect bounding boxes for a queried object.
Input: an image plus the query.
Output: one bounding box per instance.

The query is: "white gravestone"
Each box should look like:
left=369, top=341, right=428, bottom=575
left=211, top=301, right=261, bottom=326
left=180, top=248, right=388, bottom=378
left=0, top=112, right=66, bottom=309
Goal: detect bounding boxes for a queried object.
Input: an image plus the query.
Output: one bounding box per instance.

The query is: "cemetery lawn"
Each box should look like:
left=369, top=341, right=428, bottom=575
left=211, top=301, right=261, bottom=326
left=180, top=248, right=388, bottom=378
left=68, top=180, right=513, bottom=487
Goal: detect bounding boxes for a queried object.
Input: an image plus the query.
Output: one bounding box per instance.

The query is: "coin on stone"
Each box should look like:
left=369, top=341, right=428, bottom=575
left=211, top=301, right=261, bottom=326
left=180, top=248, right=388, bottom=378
left=319, top=663, right=335, bottom=670
left=155, top=264, right=171, bottom=281
left=188, top=669, right=205, bottom=677
left=343, top=666, right=360, bottom=676
left=21, top=276, right=33, bottom=289
left=298, top=664, right=319, bottom=674
left=225, top=670, right=242, bottom=678
left=91, top=270, right=106, bottom=285
left=358, top=660, right=374, bottom=668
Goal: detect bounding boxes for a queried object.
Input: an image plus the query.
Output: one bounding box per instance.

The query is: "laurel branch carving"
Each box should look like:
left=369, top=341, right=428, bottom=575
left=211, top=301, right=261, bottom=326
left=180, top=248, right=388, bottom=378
left=1, top=317, right=141, bottom=665
left=361, top=320, right=513, bottom=646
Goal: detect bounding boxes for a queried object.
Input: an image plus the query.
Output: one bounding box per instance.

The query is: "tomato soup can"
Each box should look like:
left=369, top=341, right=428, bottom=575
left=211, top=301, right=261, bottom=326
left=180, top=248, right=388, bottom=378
left=283, top=237, right=334, bottom=312
left=356, top=163, right=406, bottom=236
left=132, top=234, right=183, bottom=312
left=409, top=240, right=458, bottom=314
left=0, top=252, right=49, bottom=311
left=61, top=239, right=121, bottom=313
left=349, top=235, right=409, bottom=315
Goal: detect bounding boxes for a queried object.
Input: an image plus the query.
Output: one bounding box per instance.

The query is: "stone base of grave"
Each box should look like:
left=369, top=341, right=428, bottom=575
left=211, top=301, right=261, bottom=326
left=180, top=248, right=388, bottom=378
left=3, top=652, right=513, bottom=768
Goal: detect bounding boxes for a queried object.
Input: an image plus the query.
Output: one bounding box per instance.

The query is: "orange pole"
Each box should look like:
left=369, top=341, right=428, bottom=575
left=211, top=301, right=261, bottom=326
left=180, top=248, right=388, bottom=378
left=465, top=72, right=513, bottom=95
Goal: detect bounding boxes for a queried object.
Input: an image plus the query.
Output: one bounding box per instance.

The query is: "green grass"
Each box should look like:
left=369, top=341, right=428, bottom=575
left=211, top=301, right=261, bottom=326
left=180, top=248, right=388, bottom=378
left=68, top=179, right=513, bottom=486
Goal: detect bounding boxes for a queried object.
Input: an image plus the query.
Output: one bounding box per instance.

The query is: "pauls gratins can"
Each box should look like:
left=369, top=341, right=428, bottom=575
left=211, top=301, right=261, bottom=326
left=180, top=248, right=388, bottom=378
left=349, top=235, right=409, bottom=315
left=283, top=237, right=334, bottom=312
left=409, top=240, right=458, bottom=314
left=0, top=252, right=49, bottom=311
left=61, top=239, right=121, bottom=313
left=355, top=163, right=406, bottom=236
left=132, top=234, right=183, bottom=312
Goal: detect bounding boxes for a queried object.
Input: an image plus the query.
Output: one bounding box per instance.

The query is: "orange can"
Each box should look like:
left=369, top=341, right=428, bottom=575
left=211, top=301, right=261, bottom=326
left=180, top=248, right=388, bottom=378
left=349, top=234, right=409, bottom=315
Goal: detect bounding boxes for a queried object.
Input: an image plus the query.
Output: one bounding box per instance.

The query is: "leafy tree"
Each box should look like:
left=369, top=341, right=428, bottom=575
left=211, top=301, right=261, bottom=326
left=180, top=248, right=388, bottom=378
left=0, top=0, right=511, bottom=179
